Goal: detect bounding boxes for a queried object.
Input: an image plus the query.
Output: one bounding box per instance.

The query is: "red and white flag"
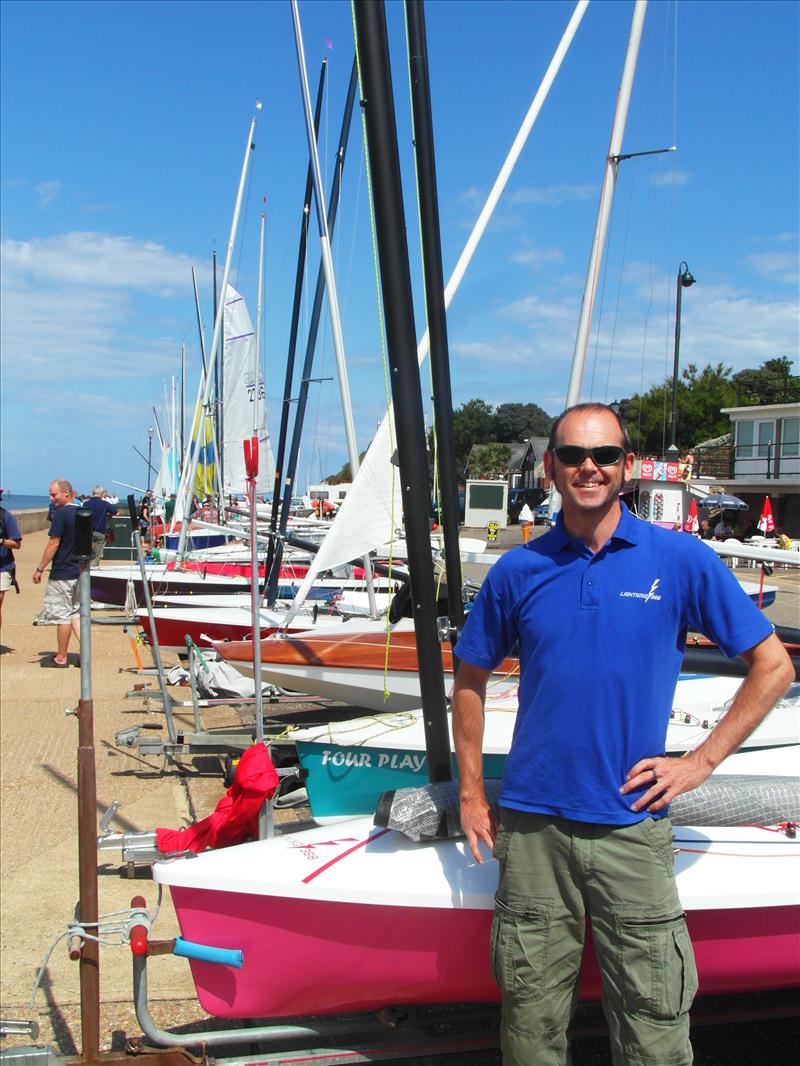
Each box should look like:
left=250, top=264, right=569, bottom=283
left=758, top=496, right=775, bottom=534
left=684, top=497, right=699, bottom=533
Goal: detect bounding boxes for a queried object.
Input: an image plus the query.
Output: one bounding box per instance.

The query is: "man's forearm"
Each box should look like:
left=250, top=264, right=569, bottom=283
left=452, top=667, right=491, bottom=798
left=37, top=537, right=60, bottom=571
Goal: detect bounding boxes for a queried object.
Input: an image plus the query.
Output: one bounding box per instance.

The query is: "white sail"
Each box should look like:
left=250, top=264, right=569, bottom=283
left=283, top=416, right=404, bottom=622
left=153, top=443, right=178, bottom=499
left=222, top=285, right=274, bottom=497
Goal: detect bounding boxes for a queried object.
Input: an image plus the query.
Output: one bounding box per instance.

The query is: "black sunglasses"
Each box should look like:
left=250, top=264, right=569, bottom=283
left=552, top=445, right=626, bottom=467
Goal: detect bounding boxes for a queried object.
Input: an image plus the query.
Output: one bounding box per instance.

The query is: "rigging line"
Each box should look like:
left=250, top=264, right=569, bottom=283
left=601, top=169, right=638, bottom=404
left=602, top=2, right=665, bottom=406
left=586, top=181, right=624, bottom=402
left=596, top=0, right=661, bottom=405
left=655, top=0, right=680, bottom=459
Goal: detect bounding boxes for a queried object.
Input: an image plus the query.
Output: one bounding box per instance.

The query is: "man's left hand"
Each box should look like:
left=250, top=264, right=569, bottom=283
left=620, top=753, right=711, bottom=814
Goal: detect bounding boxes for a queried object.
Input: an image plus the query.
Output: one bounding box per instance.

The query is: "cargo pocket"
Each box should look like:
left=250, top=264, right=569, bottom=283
left=490, top=895, right=553, bottom=999
left=642, top=815, right=677, bottom=876
left=616, top=908, right=698, bottom=1021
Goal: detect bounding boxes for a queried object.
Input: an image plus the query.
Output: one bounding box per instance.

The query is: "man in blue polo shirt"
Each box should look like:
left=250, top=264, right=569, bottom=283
left=452, top=403, right=792, bottom=1066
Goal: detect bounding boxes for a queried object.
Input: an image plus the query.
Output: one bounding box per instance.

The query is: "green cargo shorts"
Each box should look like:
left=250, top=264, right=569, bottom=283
left=491, top=810, right=697, bottom=1066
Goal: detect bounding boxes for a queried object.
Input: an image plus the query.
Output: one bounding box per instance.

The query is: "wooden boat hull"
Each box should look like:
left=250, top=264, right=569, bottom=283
left=220, top=629, right=519, bottom=712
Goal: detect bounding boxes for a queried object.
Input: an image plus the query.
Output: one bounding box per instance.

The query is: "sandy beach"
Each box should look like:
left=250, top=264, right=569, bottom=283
left=0, top=528, right=797, bottom=1064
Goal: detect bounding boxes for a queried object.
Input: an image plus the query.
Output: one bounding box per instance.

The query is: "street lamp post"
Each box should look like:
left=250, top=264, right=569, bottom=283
left=147, top=426, right=154, bottom=492
left=667, top=261, right=696, bottom=458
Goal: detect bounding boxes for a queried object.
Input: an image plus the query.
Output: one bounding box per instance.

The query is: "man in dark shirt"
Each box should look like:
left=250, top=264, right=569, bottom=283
left=84, top=485, right=118, bottom=563
left=0, top=488, right=23, bottom=631
left=33, top=480, right=80, bottom=667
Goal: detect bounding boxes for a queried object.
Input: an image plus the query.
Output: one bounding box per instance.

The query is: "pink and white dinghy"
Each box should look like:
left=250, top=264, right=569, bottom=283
left=152, top=747, right=800, bottom=1021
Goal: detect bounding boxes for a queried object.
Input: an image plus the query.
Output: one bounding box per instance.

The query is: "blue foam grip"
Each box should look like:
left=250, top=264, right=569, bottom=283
left=173, top=937, right=243, bottom=968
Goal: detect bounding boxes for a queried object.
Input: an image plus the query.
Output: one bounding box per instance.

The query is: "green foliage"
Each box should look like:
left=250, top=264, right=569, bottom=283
left=453, top=399, right=496, bottom=469
left=326, top=358, right=795, bottom=482
left=732, top=357, right=800, bottom=405
left=623, top=363, right=737, bottom=454
left=451, top=398, right=554, bottom=470
left=493, top=403, right=553, bottom=442
left=468, top=443, right=512, bottom=479
left=324, top=451, right=367, bottom=484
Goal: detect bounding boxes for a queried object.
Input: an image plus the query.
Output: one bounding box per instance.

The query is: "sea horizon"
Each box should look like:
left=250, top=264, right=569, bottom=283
left=0, top=492, right=52, bottom=510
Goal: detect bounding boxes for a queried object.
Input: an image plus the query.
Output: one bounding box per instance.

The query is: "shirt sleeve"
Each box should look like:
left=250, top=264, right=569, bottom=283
left=49, top=508, right=66, bottom=539
left=680, top=540, right=774, bottom=659
left=455, top=556, right=519, bottom=669
left=5, top=512, right=22, bottom=540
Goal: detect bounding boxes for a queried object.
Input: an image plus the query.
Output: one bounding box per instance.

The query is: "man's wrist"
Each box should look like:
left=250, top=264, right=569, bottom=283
left=36, top=566, right=45, bottom=573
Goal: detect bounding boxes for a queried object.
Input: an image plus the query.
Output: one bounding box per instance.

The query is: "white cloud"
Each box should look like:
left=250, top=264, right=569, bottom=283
left=2, top=231, right=198, bottom=291
left=650, top=170, right=692, bottom=188
left=741, top=251, right=799, bottom=286
left=34, top=179, right=62, bottom=208
left=0, top=231, right=203, bottom=384
left=446, top=262, right=799, bottom=418
left=509, top=183, right=596, bottom=207
left=499, top=293, right=577, bottom=324
left=511, top=246, right=565, bottom=268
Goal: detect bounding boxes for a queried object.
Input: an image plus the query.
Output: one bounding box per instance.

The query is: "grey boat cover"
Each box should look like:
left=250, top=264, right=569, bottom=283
left=374, top=776, right=800, bottom=843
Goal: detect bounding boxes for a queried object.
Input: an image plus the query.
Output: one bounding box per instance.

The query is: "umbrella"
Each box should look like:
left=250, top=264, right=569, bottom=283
left=684, top=497, right=699, bottom=533
left=758, top=495, right=775, bottom=534
left=698, top=493, right=749, bottom=512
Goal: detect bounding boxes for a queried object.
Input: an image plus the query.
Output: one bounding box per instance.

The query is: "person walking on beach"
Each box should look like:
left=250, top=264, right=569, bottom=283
left=32, top=479, right=81, bottom=667
left=452, top=402, right=793, bottom=1066
left=0, top=488, right=23, bottom=632
left=84, top=485, right=118, bottom=563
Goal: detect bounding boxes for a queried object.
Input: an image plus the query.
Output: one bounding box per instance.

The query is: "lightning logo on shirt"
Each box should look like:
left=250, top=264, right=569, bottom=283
left=619, top=578, right=663, bottom=603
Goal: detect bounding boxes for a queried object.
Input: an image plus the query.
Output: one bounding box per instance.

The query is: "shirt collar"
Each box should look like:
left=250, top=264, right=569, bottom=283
left=551, top=502, right=641, bottom=552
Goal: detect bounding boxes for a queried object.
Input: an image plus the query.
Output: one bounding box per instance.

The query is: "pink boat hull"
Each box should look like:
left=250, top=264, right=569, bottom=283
left=168, top=885, right=800, bottom=1019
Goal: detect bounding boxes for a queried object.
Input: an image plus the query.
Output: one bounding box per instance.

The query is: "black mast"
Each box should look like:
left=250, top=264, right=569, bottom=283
left=264, top=59, right=327, bottom=594
left=353, top=0, right=451, bottom=783
left=405, top=0, right=466, bottom=642
left=269, top=58, right=360, bottom=604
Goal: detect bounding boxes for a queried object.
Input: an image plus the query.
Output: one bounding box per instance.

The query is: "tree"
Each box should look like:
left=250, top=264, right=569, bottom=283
left=452, top=398, right=496, bottom=470
left=620, top=363, right=739, bottom=454
left=467, top=443, right=512, bottom=479
left=732, top=357, right=800, bottom=406
left=324, top=451, right=367, bottom=483
left=494, top=402, right=553, bottom=442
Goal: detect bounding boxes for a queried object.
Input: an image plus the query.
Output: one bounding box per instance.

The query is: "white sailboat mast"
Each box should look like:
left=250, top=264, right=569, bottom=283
left=254, top=209, right=266, bottom=437
left=566, top=0, right=647, bottom=406
left=175, top=106, right=260, bottom=558
left=291, top=0, right=377, bottom=617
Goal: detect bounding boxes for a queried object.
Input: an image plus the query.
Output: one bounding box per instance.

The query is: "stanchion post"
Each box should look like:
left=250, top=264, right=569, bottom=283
left=74, top=508, right=101, bottom=1061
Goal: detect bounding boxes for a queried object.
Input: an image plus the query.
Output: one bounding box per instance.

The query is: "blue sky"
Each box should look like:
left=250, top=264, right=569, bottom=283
left=1, top=0, right=797, bottom=496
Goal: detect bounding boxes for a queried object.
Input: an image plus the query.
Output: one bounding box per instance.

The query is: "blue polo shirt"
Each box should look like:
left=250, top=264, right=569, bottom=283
left=454, top=506, right=773, bottom=825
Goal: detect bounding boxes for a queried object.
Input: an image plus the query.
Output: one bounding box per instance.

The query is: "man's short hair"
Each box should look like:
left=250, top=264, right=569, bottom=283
left=52, top=479, right=74, bottom=495
left=547, top=403, right=633, bottom=454
left=92, top=484, right=105, bottom=496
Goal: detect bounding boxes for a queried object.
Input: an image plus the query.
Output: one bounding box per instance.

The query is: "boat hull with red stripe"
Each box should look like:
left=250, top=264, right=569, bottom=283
left=154, top=811, right=800, bottom=1020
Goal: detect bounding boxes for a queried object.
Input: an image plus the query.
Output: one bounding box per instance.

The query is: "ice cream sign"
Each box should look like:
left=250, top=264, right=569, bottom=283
left=639, top=459, right=681, bottom=482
